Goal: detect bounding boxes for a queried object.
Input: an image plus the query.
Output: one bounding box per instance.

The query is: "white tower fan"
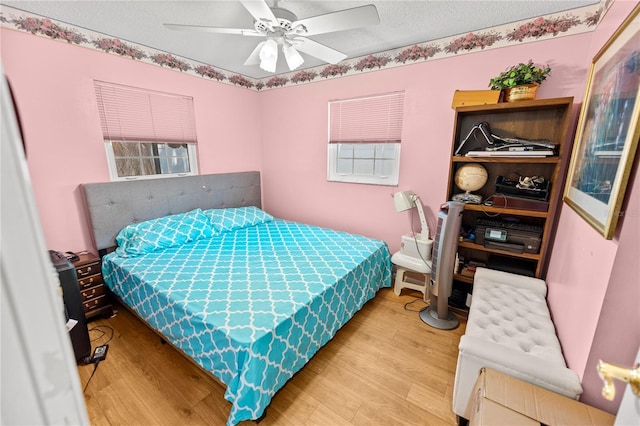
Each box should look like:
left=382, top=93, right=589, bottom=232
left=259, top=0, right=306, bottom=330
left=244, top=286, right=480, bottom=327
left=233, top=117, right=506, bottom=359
left=420, top=201, right=464, bottom=330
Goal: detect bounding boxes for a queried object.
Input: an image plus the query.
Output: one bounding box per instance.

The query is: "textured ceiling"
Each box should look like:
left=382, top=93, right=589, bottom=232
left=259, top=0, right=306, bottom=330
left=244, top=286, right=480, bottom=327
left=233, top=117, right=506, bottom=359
left=3, top=0, right=600, bottom=79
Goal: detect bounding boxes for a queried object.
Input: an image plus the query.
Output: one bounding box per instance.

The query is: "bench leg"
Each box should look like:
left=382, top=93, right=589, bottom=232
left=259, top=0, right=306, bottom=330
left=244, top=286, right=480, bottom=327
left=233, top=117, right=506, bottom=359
left=457, top=415, right=469, bottom=426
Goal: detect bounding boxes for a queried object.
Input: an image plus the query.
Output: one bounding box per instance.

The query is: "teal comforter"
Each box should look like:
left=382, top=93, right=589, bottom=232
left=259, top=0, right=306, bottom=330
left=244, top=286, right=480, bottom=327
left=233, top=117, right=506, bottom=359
left=102, top=219, right=391, bottom=425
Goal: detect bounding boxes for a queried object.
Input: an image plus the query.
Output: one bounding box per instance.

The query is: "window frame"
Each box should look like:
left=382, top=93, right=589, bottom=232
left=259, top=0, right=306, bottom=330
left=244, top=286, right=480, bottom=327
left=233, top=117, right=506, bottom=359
left=327, top=142, right=401, bottom=186
left=327, top=91, right=404, bottom=186
left=104, top=141, right=199, bottom=181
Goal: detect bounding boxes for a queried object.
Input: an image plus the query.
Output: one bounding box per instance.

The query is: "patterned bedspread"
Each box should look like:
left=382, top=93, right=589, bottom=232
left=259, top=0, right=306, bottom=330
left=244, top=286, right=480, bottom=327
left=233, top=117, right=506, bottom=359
left=102, top=219, right=391, bottom=425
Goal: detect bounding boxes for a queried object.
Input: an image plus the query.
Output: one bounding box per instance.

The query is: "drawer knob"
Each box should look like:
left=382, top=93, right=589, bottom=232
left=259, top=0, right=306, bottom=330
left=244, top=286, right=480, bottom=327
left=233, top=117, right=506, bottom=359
left=80, top=277, right=97, bottom=287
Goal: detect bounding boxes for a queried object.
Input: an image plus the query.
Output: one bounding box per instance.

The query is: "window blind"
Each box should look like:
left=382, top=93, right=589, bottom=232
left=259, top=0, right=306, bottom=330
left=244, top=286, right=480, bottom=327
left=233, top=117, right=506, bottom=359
left=329, top=91, right=405, bottom=143
left=94, top=80, right=197, bottom=143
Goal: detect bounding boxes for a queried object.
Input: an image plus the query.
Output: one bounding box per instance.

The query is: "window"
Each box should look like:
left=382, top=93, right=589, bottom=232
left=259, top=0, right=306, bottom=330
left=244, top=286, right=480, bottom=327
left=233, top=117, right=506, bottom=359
left=328, top=91, right=405, bottom=186
left=94, top=81, right=198, bottom=180
left=105, top=141, right=196, bottom=178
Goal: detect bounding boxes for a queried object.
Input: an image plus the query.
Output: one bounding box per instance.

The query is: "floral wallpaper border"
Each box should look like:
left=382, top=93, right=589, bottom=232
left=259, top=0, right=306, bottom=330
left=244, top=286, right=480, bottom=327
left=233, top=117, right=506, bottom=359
left=0, top=1, right=612, bottom=91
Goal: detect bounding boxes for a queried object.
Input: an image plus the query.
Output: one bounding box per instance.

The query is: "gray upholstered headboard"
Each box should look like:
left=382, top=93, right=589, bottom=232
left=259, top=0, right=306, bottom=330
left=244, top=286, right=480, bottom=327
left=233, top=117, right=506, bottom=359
left=81, top=171, right=261, bottom=253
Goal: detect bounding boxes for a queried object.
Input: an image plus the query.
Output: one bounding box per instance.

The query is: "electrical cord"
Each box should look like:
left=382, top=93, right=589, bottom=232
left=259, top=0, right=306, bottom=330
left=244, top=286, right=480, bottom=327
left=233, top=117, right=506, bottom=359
left=480, top=194, right=503, bottom=218
left=88, top=325, right=114, bottom=344
left=404, top=297, right=429, bottom=312
left=409, top=209, right=433, bottom=273
left=81, top=325, right=114, bottom=391
left=83, top=361, right=101, bottom=393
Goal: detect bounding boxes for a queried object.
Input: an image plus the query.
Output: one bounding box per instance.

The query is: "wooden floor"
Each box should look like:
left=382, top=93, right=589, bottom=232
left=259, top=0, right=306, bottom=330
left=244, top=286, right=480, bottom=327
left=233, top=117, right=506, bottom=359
left=78, top=288, right=466, bottom=425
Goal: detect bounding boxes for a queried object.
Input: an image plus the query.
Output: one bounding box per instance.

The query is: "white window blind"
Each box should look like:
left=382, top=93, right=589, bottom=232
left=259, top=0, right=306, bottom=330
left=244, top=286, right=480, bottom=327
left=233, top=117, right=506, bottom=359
left=94, top=80, right=197, bottom=143
left=328, top=91, right=404, bottom=186
left=329, top=91, right=405, bottom=143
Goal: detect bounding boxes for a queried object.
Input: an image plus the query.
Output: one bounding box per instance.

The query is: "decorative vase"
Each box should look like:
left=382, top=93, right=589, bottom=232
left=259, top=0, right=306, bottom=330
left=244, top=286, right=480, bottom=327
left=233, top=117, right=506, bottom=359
left=503, top=84, right=539, bottom=102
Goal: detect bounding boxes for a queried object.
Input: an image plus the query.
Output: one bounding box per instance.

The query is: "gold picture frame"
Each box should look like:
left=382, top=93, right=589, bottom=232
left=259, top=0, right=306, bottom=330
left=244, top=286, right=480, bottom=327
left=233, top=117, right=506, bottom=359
left=564, top=4, right=640, bottom=239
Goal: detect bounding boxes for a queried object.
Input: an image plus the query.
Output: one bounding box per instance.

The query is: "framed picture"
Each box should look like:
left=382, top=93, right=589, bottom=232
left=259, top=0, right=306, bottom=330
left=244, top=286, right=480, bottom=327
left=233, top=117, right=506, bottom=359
left=564, top=4, right=640, bottom=240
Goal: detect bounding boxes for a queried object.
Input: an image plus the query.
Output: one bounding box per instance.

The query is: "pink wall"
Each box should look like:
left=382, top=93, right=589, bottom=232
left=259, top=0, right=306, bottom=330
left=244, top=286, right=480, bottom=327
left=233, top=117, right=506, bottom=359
left=1, top=29, right=262, bottom=253
left=545, top=0, right=640, bottom=410
left=261, top=40, right=591, bottom=248
left=2, top=0, right=638, bottom=415
left=579, top=156, right=639, bottom=411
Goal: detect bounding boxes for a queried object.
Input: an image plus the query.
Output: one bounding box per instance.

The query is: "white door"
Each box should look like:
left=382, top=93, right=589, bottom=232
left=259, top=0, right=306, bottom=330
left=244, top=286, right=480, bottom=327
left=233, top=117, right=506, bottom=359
left=0, top=65, right=89, bottom=425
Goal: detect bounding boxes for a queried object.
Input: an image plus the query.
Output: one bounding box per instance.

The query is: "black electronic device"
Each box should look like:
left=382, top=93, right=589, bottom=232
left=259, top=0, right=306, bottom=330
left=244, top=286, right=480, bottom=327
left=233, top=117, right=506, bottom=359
left=475, top=218, right=543, bottom=254
left=91, top=344, right=109, bottom=363
left=64, top=251, right=79, bottom=262
left=50, top=251, right=91, bottom=364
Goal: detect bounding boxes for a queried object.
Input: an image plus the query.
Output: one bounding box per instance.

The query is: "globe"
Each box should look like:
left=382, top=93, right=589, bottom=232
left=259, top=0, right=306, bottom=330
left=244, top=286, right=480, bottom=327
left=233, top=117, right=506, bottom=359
left=453, top=163, right=488, bottom=204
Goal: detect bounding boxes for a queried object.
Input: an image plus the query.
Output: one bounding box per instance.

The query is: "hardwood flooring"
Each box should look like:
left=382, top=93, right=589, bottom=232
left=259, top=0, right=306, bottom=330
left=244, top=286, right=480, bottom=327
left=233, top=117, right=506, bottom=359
left=77, top=288, right=466, bottom=425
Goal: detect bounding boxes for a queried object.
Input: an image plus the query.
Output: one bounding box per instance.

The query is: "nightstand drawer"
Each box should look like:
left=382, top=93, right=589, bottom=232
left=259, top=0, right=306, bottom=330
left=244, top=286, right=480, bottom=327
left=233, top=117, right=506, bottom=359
left=76, top=261, right=100, bottom=278
left=83, top=294, right=107, bottom=313
left=81, top=283, right=106, bottom=302
left=78, top=273, right=104, bottom=290
left=73, top=252, right=113, bottom=320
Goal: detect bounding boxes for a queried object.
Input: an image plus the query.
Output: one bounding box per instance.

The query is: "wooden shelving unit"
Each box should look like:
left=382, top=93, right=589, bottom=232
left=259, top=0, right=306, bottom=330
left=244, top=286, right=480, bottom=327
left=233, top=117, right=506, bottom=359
left=448, top=97, right=575, bottom=283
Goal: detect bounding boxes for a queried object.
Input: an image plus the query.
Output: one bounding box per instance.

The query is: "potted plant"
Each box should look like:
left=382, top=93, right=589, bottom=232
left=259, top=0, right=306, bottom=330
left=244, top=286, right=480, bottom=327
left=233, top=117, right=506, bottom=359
left=488, top=60, right=551, bottom=102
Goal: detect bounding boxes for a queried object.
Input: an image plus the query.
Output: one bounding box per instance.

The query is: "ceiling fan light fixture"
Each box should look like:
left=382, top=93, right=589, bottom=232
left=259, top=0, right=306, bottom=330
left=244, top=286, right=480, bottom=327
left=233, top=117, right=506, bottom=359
left=283, top=42, right=304, bottom=71
left=166, top=1, right=380, bottom=74
left=259, top=38, right=278, bottom=72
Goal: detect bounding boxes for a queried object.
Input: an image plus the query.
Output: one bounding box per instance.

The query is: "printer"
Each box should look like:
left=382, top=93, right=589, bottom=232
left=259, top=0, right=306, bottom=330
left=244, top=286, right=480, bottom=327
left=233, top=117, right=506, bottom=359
left=475, top=218, right=542, bottom=254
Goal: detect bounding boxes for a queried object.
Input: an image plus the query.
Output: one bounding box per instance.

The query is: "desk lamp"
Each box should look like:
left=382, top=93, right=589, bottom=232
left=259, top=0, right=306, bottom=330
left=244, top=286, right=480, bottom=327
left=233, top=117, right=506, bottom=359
left=391, top=190, right=433, bottom=303
left=394, top=190, right=429, bottom=240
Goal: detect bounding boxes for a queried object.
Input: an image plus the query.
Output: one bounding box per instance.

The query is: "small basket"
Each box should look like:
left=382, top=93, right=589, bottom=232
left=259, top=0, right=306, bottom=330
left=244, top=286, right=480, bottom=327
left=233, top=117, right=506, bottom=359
left=503, top=84, right=539, bottom=102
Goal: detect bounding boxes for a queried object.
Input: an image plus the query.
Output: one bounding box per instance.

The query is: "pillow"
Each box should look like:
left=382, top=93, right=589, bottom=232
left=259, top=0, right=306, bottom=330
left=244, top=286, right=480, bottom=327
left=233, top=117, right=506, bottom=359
left=115, top=208, right=213, bottom=257
left=204, top=206, right=273, bottom=233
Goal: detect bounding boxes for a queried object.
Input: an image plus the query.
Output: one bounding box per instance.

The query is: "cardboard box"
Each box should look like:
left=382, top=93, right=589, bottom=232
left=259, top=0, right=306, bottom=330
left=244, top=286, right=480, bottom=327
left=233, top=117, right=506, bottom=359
left=470, top=399, right=538, bottom=426
left=467, top=368, right=615, bottom=425
left=451, top=90, right=501, bottom=108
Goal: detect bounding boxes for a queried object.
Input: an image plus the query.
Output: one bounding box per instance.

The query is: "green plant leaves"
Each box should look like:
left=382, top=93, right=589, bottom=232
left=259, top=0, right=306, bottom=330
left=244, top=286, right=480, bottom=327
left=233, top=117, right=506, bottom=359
left=488, top=60, right=551, bottom=90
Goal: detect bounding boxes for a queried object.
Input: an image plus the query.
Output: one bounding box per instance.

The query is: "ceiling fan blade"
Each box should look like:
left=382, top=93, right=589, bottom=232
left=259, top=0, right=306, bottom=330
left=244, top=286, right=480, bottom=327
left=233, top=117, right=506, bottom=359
left=164, top=23, right=262, bottom=36
left=240, top=0, right=279, bottom=28
left=244, top=41, right=266, bottom=66
left=292, top=37, right=347, bottom=65
left=292, top=5, right=380, bottom=37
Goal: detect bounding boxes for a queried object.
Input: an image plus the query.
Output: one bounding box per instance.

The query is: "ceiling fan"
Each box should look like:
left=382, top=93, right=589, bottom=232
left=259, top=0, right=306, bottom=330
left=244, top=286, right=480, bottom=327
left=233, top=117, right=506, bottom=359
left=164, top=1, right=380, bottom=73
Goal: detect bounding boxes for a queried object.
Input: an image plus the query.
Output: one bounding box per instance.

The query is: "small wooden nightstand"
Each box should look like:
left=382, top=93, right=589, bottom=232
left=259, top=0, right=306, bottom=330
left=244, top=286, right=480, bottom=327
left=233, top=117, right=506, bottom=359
left=72, top=252, right=113, bottom=320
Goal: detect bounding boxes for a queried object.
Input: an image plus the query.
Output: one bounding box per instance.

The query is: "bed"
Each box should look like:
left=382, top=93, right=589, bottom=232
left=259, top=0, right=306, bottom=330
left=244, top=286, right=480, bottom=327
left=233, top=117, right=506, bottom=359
left=81, top=172, right=392, bottom=425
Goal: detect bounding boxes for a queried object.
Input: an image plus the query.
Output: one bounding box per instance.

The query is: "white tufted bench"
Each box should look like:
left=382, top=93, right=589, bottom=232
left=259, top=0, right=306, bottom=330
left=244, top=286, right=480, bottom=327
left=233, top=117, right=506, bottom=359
left=452, top=267, right=583, bottom=419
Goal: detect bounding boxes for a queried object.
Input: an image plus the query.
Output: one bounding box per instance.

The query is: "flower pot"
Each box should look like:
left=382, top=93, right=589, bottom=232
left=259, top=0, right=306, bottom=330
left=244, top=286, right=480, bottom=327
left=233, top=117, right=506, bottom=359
left=503, top=84, right=539, bottom=102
